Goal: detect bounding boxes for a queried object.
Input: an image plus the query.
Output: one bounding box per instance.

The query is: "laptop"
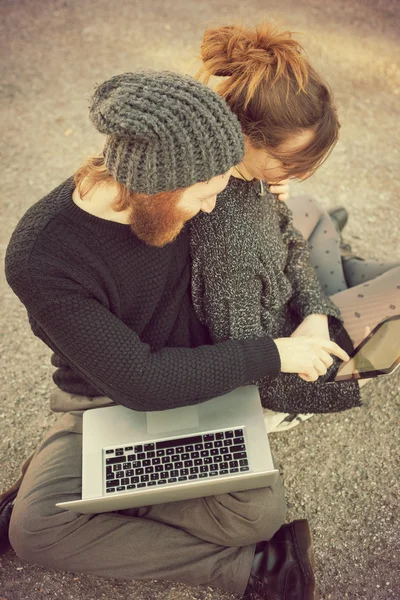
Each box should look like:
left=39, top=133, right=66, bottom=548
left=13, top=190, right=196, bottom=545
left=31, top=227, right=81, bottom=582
left=57, top=385, right=279, bottom=514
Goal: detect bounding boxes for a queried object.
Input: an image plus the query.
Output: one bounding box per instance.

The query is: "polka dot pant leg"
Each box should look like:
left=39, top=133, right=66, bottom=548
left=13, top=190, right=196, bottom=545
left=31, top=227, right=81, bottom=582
left=330, top=267, right=400, bottom=346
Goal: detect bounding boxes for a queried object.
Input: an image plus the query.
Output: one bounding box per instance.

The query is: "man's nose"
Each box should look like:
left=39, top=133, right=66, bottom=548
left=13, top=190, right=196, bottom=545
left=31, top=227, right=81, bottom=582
left=201, top=196, right=217, bottom=213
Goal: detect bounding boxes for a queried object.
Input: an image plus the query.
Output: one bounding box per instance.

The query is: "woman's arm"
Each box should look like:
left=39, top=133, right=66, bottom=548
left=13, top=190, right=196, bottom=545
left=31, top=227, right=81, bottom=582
left=190, top=196, right=349, bottom=386
left=190, top=205, right=266, bottom=343
left=258, top=317, right=361, bottom=413
left=259, top=368, right=361, bottom=414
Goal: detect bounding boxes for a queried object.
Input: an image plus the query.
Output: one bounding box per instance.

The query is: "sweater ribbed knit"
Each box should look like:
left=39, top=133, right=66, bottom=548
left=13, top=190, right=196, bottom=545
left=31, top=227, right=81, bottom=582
left=190, top=177, right=362, bottom=414
left=5, top=177, right=280, bottom=410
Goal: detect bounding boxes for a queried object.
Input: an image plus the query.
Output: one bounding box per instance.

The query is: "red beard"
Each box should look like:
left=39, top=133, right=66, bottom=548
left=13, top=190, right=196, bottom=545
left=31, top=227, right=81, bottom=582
left=128, top=189, right=194, bottom=247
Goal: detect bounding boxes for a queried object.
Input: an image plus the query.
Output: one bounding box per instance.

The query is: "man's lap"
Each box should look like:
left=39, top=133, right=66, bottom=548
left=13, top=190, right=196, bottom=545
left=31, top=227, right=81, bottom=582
left=10, top=398, right=286, bottom=554
left=8, top=409, right=258, bottom=592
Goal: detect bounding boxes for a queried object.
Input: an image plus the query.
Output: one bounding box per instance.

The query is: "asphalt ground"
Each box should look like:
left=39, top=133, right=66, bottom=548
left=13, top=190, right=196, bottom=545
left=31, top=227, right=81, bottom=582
left=1, top=0, right=399, bottom=599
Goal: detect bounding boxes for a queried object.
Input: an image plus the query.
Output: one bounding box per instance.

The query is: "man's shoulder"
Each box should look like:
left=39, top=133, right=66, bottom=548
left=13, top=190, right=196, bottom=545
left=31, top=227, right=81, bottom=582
left=5, top=176, right=75, bottom=288
left=11, top=176, right=75, bottom=241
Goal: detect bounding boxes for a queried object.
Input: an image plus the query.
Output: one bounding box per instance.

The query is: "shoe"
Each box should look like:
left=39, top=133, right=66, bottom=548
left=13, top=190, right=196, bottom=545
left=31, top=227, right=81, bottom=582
left=243, top=520, right=318, bottom=599
left=264, top=411, right=315, bottom=434
left=340, top=242, right=353, bottom=256
left=273, top=413, right=315, bottom=432
left=327, top=206, right=355, bottom=256
left=0, top=452, right=35, bottom=556
left=342, top=254, right=365, bottom=264
left=328, top=206, right=348, bottom=233
left=0, top=500, right=14, bottom=555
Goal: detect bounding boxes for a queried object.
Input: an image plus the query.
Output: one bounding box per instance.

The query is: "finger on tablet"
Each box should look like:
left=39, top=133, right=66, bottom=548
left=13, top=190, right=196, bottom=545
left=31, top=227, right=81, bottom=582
left=323, top=341, right=350, bottom=362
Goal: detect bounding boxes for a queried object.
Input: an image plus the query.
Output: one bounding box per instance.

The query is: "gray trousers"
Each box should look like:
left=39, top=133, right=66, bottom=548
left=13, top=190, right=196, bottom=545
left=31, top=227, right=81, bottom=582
left=9, top=391, right=286, bottom=595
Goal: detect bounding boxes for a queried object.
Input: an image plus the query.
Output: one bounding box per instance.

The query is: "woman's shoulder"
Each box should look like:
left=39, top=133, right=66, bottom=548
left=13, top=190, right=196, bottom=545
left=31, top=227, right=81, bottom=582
left=215, top=177, right=270, bottom=214
left=190, top=177, right=283, bottom=255
left=216, top=177, right=282, bottom=225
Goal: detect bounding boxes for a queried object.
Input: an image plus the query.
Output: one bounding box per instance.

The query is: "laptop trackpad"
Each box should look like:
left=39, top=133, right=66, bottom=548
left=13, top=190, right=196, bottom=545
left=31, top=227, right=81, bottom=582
left=146, top=406, right=199, bottom=435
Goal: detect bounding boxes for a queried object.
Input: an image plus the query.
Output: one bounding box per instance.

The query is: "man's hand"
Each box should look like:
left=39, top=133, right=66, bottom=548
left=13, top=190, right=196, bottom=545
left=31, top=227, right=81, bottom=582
left=274, top=335, right=349, bottom=383
left=289, top=314, right=331, bottom=380
left=291, top=314, right=330, bottom=342
left=269, top=179, right=290, bottom=202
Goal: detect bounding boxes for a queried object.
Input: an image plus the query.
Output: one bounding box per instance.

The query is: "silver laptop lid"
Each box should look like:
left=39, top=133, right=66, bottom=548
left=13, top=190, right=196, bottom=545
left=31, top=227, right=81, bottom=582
left=57, top=386, right=278, bottom=513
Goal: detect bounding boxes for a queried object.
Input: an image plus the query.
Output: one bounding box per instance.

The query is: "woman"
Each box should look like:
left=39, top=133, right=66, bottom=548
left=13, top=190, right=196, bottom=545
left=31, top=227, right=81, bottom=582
left=190, top=22, right=400, bottom=429
left=196, top=22, right=399, bottom=299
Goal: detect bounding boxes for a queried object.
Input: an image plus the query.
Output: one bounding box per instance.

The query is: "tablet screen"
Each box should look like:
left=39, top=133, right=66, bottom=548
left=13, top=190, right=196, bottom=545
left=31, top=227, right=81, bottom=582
left=335, top=317, right=400, bottom=381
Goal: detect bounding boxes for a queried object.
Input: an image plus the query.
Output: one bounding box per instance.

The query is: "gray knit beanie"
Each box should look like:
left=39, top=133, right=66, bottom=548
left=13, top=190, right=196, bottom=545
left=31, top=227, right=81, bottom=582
left=89, top=71, right=244, bottom=194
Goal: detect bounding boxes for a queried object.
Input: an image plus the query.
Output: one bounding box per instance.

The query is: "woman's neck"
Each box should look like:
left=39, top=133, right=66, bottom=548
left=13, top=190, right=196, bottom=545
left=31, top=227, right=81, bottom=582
left=232, top=163, right=254, bottom=182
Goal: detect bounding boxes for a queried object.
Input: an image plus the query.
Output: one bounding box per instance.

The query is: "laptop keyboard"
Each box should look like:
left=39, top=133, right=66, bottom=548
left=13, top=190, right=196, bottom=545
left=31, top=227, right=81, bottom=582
left=103, top=428, right=249, bottom=494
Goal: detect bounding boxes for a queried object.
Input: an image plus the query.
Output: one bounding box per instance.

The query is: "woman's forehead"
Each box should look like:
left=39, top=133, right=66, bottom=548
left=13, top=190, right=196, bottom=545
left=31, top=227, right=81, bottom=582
left=280, top=129, right=315, bottom=153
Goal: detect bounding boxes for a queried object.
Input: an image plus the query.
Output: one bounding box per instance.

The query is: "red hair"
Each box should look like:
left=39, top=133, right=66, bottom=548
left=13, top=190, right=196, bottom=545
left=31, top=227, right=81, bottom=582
left=197, top=22, right=340, bottom=178
left=74, top=155, right=134, bottom=211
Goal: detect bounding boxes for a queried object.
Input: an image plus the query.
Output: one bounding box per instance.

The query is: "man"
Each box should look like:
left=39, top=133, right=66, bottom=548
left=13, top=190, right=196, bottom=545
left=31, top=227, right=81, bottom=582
left=3, top=71, right=348, bottom=599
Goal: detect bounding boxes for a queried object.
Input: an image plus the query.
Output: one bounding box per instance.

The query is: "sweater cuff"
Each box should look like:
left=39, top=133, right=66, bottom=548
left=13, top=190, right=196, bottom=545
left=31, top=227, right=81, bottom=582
left=294, top=295, right=342, bottom=322
left=240, top=337, right=281, bottom=382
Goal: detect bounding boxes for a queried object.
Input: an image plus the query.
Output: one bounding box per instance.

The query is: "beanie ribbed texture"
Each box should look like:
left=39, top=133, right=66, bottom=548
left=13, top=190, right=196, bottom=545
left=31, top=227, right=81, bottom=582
left=89, top=71, right=245, bottom=194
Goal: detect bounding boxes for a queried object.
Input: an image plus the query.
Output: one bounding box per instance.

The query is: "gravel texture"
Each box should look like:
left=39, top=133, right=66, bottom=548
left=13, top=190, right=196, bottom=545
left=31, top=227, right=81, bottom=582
left=1, top=1, right=399, bottom=599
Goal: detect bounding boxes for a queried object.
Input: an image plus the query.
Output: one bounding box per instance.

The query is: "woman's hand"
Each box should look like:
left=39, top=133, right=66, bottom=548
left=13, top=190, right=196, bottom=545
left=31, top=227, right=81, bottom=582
left=273, top=335, right=350, bottom=382
left=269, top=179, right=290, bottom=202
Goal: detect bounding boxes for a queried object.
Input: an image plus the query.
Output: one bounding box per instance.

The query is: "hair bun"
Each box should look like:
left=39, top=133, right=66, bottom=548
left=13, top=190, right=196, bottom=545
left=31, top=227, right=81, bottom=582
left=213, top=66, right=234, bottom=77
left=199, top=22, right=306, bottom=81
left=199, top=26, right=240, bottom=78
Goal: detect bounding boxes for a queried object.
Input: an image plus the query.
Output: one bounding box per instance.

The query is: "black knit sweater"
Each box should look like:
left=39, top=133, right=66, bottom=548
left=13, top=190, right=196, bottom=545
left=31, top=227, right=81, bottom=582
left=5, top=177, right=281, bottom=411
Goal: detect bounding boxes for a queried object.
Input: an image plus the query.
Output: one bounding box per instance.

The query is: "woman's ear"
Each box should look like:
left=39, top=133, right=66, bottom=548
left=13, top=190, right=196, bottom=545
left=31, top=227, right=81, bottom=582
left=243, top=134, right=253, bottom=151
left=243, top=135, right=267, bottom=158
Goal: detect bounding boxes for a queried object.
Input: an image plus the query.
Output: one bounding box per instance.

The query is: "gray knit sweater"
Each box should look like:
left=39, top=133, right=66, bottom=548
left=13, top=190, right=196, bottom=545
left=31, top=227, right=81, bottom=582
left=190, top=177, right=361, bottom=414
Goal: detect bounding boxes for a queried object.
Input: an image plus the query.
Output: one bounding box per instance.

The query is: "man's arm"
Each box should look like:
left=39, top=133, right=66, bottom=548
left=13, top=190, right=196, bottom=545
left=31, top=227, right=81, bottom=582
left=8, top=270, right=280, bottom=411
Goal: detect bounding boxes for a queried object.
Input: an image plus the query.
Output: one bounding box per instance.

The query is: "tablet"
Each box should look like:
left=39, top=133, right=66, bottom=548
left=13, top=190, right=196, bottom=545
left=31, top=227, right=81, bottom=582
left=334, top=315, right=400, bottom=382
